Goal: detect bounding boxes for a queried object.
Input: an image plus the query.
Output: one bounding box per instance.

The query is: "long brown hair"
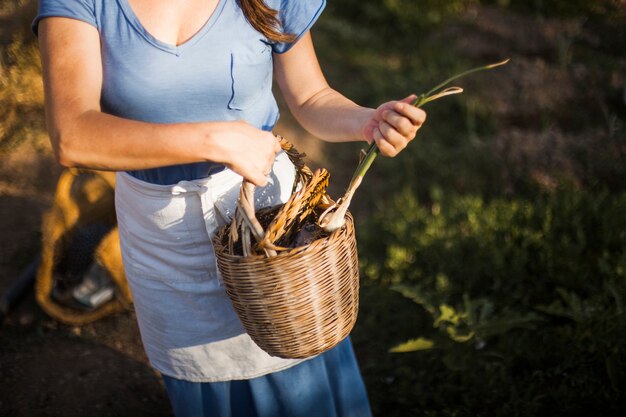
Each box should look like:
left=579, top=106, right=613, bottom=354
left=238, top=0, right=296, bottom=43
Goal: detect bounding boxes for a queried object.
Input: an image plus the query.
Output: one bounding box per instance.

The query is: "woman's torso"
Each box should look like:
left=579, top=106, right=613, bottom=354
left=97, top=0, right=280, bottom=184
left=34, top=0, right=327, bottom=382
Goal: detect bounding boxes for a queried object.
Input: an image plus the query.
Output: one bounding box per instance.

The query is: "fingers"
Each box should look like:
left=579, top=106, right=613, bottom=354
left=248, top=174, right=267, bottom=187
left=248, top=156, right=274, bottom=188
left=392, top=100, right=427, bottom=127
left=234, top=134, right=280, bottom=187
left=274, top=136, right=282, bottom=154
left=400, top=94, right=418, bottom=105
left=374, top=97, right=427, bottom=157
left=242, top=161, right=268, bottom=186
left=248, top=163, right=273, bottom=187
left=373, top=126, right=402, bottom=157
left=255, top=135, right=281, bottom=186
left=382, top=110, right=417, bottom=137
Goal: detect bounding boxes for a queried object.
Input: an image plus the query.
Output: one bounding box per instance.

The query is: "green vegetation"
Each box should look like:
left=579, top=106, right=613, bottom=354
left=0, top=1, right=47, bottom=153
left=317, top=0, right=626, bottom=415
left=353, top=188, right=626, bottom=416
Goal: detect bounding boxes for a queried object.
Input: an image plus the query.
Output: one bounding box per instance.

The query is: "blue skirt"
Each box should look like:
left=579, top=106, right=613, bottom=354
left=162, top=337, right=372, bottom=417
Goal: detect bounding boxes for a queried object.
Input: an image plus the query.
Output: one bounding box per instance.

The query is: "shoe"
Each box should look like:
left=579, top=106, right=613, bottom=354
left=72, top=262, right=115, bottom=309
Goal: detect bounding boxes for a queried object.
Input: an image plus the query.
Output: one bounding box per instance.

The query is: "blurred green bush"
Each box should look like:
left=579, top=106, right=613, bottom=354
left=319, top=0, right=626, bottom=415
left=327, top=0, right=473, bottom=33
left=485, top=0, right=625, bottom=17
left=356, top=187, right=626, bottom=416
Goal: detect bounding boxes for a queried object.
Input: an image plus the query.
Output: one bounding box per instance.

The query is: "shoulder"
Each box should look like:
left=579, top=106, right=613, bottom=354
left=264, top=0, right=327, bottom=54
left=33, top=0, right=100, bottom=36
left=37, top=0, right=98, bottom=14
left=264, top=0, right=327, bottom=16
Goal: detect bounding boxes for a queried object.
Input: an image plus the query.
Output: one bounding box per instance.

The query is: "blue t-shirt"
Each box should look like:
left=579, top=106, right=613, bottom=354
left=33, top=0, right=325, bottom=185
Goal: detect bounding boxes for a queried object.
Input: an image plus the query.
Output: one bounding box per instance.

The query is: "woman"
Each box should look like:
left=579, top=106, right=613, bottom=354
left=34, top=0, right=426, bottom=416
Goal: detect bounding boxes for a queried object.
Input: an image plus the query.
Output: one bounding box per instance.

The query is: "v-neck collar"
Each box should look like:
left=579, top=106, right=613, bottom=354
left=116, top=0, right=226, bottom=56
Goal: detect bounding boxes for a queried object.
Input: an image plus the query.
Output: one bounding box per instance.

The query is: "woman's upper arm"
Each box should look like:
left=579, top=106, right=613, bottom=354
left=38, top=18, right=102, bottom=138
left=273, top=32, right=330, bottom=111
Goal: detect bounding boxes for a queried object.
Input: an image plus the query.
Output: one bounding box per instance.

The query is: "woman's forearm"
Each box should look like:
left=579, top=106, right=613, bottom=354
left=49, top=110, right=280, bottom=185
left=51, top=109, right=215, bottom=170
left=274, top=33, right=426, bottom=156
left=288, top=86, right=374, bottom=144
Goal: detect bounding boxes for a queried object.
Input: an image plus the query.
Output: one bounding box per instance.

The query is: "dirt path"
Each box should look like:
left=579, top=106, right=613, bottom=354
left=0, top=149, right=173, bottom=416
left=1, top=320, right=171, bottom=417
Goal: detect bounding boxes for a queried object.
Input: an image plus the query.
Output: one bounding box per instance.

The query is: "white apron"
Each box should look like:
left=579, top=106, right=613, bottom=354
left=114, top=152, right=305, bottom=382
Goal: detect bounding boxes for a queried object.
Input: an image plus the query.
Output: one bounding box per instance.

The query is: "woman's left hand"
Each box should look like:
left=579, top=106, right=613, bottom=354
left=362, top=94, right=427, bottom=157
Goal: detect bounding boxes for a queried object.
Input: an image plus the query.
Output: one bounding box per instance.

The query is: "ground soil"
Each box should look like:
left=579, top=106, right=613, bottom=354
left=0, top=2, right=624, bottom=416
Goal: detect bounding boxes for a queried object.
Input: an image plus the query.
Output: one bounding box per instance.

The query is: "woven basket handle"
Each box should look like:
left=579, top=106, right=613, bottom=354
left=232, top=136, right=315, bottom=257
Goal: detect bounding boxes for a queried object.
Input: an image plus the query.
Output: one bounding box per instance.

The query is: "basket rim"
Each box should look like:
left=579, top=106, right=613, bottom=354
left=213, top=211, right=355, bottom=262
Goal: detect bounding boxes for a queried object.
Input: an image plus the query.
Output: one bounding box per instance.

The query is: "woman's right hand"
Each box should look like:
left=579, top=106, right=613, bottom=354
left=210, top=120, right=282, bottom=187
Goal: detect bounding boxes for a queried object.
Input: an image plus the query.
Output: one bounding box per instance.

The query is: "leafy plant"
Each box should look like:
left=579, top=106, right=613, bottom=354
left=356, top=186, right=626, bottom=415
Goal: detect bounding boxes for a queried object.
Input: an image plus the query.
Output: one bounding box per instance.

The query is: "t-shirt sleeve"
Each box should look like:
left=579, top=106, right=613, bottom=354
left=270, top=0, right=326, bottom=54
left=32, top=0, right=98, bottom=37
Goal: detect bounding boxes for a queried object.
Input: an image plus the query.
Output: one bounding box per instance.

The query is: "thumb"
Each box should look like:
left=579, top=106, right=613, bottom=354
left=274, top=137, right=282, bottom=154
left=400, top=94, right=418, bottom=105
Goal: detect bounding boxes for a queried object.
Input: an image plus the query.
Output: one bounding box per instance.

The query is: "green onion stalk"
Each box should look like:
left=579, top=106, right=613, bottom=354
left=318, top=59, right=510, bottom=232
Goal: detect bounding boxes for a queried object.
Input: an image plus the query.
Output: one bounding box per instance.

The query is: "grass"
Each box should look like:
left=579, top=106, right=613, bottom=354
left=0, top=29, right=47, bottom=153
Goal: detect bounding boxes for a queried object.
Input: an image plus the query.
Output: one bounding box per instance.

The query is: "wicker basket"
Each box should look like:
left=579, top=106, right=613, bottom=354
left=213, top=139, right=360, bottom=359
